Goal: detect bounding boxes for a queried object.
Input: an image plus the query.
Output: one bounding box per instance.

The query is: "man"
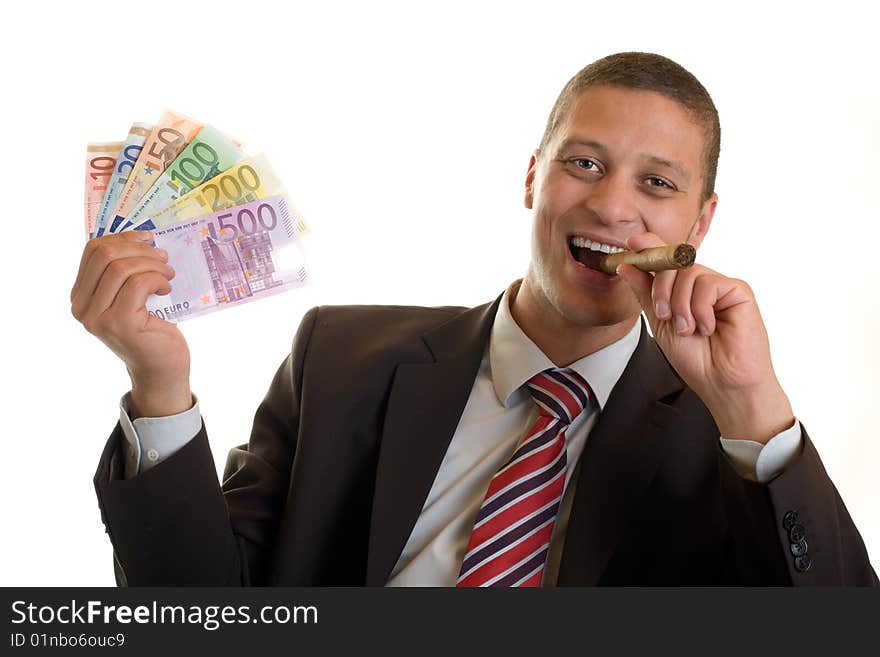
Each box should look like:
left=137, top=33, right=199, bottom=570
left=72, top=52, right=877, bottom=586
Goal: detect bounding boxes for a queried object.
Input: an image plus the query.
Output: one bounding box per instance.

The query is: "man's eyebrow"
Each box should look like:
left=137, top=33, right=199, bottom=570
left=557, top=137, right=692, bottom=184
left=557, top=138, right=608, bottom=153
left=646, top=155, right=691, bottom=184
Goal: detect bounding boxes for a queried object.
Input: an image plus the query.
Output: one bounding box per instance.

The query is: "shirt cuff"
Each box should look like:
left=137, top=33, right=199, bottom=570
left=118, top=392, right=202, bottom=478
left=719, top=418, right=803, bottom=483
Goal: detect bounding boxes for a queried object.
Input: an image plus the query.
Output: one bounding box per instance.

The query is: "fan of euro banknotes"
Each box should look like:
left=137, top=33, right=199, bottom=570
left=83, top=110, right=309, bottom=323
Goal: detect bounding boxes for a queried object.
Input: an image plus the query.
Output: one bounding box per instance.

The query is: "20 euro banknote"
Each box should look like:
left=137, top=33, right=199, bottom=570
left=93, top=123, right=152, bottom=237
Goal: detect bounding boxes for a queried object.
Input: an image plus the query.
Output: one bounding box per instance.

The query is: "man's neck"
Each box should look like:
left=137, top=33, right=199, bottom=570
left=508, top=278, right=639, bottom=368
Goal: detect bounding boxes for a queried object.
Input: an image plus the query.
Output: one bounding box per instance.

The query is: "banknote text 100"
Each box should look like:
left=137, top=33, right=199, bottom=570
left=168, top=142, right=220, bottom=194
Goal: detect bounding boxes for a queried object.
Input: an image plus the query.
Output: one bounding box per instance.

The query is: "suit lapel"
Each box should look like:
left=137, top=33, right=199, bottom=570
left=557, top=320, right=684, bottom=585
left=365, top=295, right=502, bottom=586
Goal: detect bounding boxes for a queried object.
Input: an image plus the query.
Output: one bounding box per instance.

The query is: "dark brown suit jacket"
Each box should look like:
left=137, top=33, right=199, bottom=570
left=94, top=295, right=878, bottom=586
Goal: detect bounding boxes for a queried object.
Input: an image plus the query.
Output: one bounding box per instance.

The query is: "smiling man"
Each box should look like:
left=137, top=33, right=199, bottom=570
left=78, top=52, right=877, bottom=586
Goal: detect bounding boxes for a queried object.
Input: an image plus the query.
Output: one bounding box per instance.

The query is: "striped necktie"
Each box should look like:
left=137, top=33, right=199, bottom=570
left=457, top=368, right=592, bottom=587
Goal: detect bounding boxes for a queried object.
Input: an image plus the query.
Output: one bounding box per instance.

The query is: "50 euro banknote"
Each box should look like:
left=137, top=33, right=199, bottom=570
left=117, top=124, right=245, bottom=232
left=146, top=195, right=307, bottom=323
left=108, top=110, right=204, bottom=234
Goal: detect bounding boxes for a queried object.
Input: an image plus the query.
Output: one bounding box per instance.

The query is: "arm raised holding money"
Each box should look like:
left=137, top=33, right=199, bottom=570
left=70, top=231, right=192, bottom=419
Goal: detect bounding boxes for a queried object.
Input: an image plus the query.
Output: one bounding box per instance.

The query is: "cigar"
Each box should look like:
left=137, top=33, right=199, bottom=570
left=599, top=244, right=696, bottom=275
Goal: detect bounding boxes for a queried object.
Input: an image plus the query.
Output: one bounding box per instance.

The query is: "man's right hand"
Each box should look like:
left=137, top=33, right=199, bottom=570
left=71, top=231, right=192, bottom=419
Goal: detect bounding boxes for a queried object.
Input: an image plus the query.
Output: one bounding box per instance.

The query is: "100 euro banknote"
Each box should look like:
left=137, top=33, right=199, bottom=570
left=146, top=195, right=307, bottom=323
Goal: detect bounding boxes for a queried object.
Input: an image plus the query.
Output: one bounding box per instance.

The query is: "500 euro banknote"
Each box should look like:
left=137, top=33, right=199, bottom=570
left=146, top=195, right=308, bottom=323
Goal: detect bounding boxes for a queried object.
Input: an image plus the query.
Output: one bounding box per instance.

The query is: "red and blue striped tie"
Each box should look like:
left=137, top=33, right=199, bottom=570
left=457, top=368, right=591, bottom=587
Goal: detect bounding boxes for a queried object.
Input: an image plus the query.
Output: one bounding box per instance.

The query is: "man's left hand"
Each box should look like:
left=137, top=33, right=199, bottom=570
left=617, top=232, right=794, bottom=444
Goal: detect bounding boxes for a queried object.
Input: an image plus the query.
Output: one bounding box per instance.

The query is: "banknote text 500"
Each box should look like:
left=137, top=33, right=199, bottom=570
left=215, top=203, right=279, bottom=240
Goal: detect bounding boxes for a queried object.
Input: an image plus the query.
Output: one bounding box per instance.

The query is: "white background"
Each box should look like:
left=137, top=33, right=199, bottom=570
left=1, top=0, right=877, bottom=585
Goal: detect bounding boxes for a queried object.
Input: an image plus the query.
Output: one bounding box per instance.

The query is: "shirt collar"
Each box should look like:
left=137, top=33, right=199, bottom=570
left=489, top=279, right=641, bottom=410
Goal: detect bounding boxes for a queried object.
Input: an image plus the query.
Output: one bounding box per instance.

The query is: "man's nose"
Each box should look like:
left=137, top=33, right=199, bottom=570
left=584, top=172, right=640, bottom=227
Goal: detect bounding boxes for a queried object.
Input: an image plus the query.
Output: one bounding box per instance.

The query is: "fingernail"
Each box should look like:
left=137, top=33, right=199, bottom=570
left=697, top=322, right=709, bottom=336
left=136, top=231, right=153, bottom=241
left=156, top=248, right=168, bottom=259
left=655, top=300, right=671, bottom=319
left=675, top=315, right=688, bottom=333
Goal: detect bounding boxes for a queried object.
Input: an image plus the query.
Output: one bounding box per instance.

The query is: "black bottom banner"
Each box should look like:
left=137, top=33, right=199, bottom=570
left=1, top=587, right=877, bottom=655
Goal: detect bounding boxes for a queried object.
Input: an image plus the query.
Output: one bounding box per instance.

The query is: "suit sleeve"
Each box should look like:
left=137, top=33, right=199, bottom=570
left=718, top=426, right=878, bottom=586
left=93, top=306, right=320, bottom=586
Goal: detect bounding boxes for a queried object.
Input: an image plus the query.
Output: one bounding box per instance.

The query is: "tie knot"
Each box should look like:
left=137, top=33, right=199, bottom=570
left=526, top=368, right=591, bottom=424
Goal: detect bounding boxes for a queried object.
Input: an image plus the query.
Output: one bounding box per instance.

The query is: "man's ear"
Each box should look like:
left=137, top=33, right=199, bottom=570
left=687, top=192, right=717, bottom=249
left=524, top=151, right=539, bottom=209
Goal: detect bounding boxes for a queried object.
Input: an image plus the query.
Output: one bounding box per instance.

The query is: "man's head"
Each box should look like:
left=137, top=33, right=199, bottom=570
left=521, top=52, right=721, bottom=333
left=538, top=52, right=720, bottom=205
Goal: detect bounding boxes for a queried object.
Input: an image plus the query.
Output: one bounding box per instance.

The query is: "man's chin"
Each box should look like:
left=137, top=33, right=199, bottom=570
left=555, top=293, right=641, bottom=330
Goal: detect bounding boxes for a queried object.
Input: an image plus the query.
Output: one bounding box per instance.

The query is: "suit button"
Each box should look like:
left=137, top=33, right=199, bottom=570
left=783, top=510, right=799, bottom=530
left=790, top=539, right=808, bottom=557
left=794, top=554, right=812, bottom=572
left=789, top=524, right=806, bottom=542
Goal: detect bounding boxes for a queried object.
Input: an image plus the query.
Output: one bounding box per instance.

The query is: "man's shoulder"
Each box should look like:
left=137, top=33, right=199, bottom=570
left=293, top=301, right=487, bottom=363
left=309, top=302, right=471, bottom=336
left=314, top=302, right=470, bottom=321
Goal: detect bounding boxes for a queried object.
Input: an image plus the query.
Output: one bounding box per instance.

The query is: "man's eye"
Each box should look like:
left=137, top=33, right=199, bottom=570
left=646, top=176, right=675, bottom=190
left=568, top=158, right=599, bottom=171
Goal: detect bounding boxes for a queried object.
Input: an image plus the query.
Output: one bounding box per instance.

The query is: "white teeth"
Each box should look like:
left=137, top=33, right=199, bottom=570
left=569, top=236, right=625, bottom=254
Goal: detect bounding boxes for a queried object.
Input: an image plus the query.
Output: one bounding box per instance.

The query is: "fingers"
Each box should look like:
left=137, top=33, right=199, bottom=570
left=73, top=231, right=155, bottom=300
left=616, top=263, right=657, bottom=326
left=625, top=232, right=665, bottom=253
left=620, top=231, right=756, bottom=341
left=619, top=232, right=668, bottom=327
left=112, top=270, right=173, bottom=318
left=650, top=269, right=677, bottom=321
left=71, top=232, right=165, bottom=318
left=656, top=268, right=744, bottom=338
left=71, top=231, right=175, bottom=337
left=667, top=268, right=700, bottom=335
left=691, top=275, right=719, bottom=336
left=79, top=258, right=175, bottom=330
left=621, top=231, right=712, bottom=337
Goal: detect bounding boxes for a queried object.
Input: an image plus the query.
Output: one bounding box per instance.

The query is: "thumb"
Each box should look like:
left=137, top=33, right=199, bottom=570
left=616, top=263, right=658, bottom=328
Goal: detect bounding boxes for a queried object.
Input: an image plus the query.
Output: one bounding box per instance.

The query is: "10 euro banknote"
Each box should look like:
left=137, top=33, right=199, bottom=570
left=146, top=195, right=307, bottom=323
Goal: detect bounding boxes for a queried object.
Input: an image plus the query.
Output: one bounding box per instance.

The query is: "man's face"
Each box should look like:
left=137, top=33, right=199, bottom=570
left=524, top=84, right=717, bottom=329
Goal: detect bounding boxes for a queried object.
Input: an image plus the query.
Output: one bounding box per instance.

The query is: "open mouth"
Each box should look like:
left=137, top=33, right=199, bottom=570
left=568, top=236, right=626, bottom=273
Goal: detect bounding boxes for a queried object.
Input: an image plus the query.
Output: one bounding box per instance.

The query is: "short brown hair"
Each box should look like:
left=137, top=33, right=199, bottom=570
left=538, top=52, right=721, bottom=203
